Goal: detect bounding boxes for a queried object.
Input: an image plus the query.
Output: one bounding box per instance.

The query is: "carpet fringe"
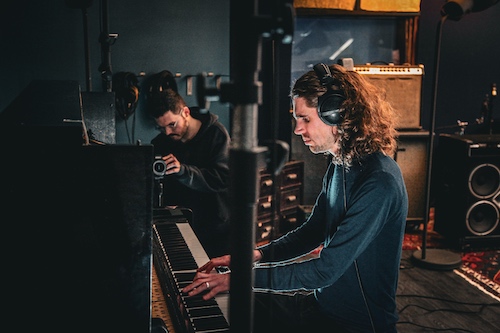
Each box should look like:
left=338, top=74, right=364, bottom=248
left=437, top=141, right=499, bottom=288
left=453, top=267, right=500, bottom=302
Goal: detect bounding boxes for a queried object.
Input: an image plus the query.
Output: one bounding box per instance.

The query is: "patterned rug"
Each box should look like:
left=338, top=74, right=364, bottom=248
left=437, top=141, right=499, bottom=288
left=402, top=231, right=446, bottom=251
left=459, top=250, right=500, bottom=299
left=402, top=231, right=500, bottom=300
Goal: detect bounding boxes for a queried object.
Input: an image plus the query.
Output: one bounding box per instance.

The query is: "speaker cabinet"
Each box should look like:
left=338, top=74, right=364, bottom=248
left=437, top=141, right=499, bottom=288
left=434, top=134, right=500, bottom=250
left=394, top=130, right=429, bottom=229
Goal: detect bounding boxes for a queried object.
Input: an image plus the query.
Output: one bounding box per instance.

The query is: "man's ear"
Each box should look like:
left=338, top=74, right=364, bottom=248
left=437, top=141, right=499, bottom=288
left=182, top=106, right=190, bottom=118
left=331, top=125, right=339, bottom=135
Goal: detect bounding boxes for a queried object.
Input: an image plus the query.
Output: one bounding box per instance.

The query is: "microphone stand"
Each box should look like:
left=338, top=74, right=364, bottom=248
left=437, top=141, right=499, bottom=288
left=65, top=0, right=93, bottom=91
left=411, top=14, right=462, bottom=270
left=225, top=3, right=266, bottom=332
left=214, top=2, right=293, bottom=332
left=98, top=0, right=116, bottom=92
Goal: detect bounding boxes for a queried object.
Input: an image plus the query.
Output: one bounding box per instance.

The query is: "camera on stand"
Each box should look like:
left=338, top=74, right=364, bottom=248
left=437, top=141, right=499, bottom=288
left=153, top=156, right=166, bottom=208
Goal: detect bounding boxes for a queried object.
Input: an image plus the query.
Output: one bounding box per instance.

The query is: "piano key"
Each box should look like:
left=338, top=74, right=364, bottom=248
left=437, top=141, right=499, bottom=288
left=153, top=218, right=230, bottom=332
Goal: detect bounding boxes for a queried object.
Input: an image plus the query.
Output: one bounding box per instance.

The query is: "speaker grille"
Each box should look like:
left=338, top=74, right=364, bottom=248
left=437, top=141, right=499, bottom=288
left=394, top=130, right=429, bottom=228
left=353, top=65, right=423, bottom=130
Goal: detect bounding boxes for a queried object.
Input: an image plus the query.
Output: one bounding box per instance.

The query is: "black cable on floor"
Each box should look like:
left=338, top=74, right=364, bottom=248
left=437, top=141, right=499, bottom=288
left=396, top=294, right=500, bottom=333
left=396, top=321, right=476, bottom=333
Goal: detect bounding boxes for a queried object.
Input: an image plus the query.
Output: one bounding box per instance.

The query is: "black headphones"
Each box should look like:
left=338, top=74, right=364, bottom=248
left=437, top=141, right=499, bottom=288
left=112, top=71, right=140, bottom=120
left=148, top=70, right=178, bottom=99
left=313, top=63, right=346, bottom=126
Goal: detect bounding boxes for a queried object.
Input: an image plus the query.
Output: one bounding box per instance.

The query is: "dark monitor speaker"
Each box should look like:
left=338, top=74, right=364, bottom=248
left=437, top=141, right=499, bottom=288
left=434, top=134, right=500, bottom=250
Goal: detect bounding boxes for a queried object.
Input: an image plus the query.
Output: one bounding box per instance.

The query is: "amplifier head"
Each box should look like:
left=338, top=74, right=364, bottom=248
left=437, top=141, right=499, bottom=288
left=353, top=64, right=424, bottom=130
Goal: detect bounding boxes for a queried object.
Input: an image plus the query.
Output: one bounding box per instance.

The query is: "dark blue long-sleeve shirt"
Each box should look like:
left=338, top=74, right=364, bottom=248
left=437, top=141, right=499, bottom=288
left=255, top=152, right=408, bottom=332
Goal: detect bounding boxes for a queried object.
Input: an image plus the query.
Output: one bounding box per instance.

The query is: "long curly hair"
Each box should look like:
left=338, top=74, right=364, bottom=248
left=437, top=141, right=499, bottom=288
left=291, top=64, right=399, bottom=166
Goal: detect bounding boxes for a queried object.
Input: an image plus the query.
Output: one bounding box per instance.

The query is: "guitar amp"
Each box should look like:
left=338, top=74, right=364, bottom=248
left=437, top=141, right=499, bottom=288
left=353, top=64, right=424, bottom=130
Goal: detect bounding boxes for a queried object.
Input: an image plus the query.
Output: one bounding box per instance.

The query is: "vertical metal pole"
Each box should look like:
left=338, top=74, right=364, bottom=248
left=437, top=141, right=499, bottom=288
left=412, top=14, right=461, bottom=270
left=421, top=15, right=446, bottom=260
left=98, top=0, right=112, bottom=92
left=228, top=1, right=264, bottom=332
left=82, top=7, right=92, bottom=91
left=225, top=1, right=294, bottom=330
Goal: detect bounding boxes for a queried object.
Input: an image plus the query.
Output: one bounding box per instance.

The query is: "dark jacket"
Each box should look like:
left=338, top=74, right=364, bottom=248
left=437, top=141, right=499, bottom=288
left=255, top=152, right=408, bottom=332
left=151, top=108, right=231, bottom=258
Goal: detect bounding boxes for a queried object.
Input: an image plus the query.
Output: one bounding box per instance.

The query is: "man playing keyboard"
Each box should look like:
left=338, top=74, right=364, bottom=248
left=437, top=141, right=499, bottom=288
left=182, top=63, right=408, bottom=333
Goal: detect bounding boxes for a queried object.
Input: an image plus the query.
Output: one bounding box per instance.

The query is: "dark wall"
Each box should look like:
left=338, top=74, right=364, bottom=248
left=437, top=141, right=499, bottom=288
left=0, top=0, right=230, bottom=144
left=416, top=0, right=500, bottom=136
left=1, top=1, right=499, bottom=144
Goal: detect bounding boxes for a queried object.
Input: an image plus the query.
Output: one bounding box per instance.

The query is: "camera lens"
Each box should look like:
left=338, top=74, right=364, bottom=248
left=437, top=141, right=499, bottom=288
left=153, top=159, right=167, bottom=177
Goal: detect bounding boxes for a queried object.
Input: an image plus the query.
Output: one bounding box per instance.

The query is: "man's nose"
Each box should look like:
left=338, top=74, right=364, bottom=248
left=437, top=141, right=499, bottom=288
left=293, top=122, right=303, bottom=135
